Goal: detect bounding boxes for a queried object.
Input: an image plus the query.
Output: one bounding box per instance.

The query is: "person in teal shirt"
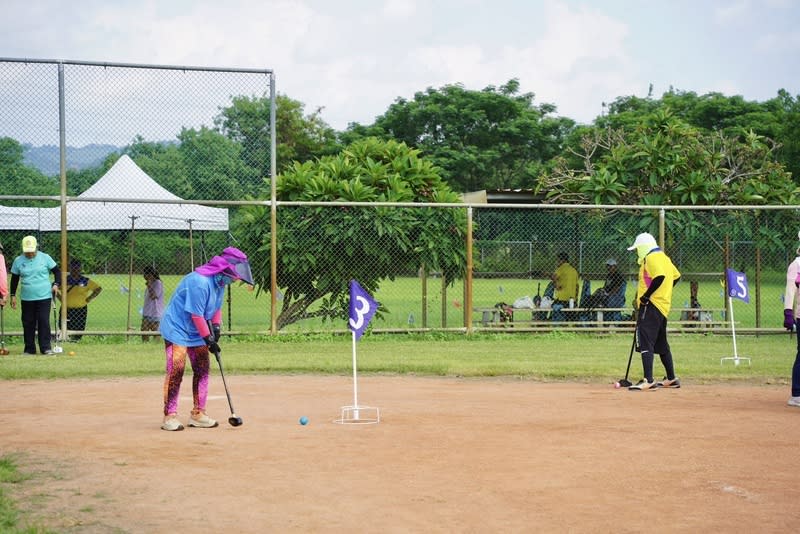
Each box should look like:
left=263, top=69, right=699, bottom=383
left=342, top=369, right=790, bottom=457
left=9, top=236, right=61, bottom=355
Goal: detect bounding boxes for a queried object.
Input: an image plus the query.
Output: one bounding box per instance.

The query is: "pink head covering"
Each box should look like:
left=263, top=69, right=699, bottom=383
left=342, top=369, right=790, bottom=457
left=195, top=246, right=254, bottom=285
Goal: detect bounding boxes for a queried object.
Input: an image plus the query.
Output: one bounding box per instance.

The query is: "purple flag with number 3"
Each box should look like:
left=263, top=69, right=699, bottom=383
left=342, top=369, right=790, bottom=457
left=725, top=268, right=749, bottom=303
left=349, top=280, right=378, bottom=340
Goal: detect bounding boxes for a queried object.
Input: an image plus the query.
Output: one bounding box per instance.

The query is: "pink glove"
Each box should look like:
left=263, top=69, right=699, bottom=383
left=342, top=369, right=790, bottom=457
left=784, top=309, right=794, bottom=331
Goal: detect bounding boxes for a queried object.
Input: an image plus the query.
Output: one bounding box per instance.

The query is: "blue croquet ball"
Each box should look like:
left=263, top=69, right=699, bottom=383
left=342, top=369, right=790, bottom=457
left=299, top=416, right=309, bottom=425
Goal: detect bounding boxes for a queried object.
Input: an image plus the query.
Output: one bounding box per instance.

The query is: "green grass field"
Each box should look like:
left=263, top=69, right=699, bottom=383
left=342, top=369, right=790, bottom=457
left=0, top=274, right=786, bottom=335
left=0, top=331, right=795, bottom=386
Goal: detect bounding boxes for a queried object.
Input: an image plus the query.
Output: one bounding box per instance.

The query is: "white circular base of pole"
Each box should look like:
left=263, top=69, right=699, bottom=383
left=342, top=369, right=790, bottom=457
left=334, top=405, right=380, bottom=425
left=720, top=356, right=750, bottom=366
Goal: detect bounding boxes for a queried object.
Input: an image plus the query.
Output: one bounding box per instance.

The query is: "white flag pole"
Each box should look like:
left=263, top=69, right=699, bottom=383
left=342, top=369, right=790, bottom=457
left=351, top=329, right=360, bottom=420
left=729, top=296, right=739, bottom=365
left=721, top=292, right=750, bottom=365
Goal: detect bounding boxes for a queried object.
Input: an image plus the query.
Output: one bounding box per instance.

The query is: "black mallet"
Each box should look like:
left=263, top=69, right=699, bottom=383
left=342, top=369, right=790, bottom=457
left=616, top=328, right=636, bottom=388
left=208, top=322, right=242, bottom=426
left=616, top=305, right=644, bottom=388
left=212, top=345, right=243, bottom=427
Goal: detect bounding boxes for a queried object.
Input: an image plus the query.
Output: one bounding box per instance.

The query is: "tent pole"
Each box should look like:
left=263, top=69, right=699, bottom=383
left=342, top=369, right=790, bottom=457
left=189, top=219, right=194, bottom=270
left=126, top=216, right=138, bottom=334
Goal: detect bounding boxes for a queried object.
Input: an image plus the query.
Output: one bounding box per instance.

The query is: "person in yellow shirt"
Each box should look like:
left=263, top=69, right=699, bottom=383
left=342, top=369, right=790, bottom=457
left=551, top=252, right=579, bottom=322
left=60, top=259, right=102, bottom=341
left=626, top=232, right=681, bottom=390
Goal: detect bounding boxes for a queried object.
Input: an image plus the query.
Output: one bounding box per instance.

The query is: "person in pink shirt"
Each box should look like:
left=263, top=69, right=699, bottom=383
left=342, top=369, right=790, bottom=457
left=141, top=266, right=164, bottom=342
left=0, top=240, right=8, bottom=306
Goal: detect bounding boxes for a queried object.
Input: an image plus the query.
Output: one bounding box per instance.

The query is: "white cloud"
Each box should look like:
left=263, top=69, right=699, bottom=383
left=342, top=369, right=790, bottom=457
left=1, top=0, right=798, bottom=135
left=713, top=0, right=751, bottom=25
left=382, top=0, right=417, bottom=19
left=404, top=2, right=635, bottom=123
left=755, top=29, right=800, bottom=52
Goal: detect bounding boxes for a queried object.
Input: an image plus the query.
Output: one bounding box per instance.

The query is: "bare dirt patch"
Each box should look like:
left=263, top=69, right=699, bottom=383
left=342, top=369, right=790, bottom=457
left=1, top=376, right=799, bottom=532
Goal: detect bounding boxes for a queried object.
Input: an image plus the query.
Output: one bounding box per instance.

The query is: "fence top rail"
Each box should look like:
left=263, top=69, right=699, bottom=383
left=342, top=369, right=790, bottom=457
left=0, top=57, right=273, bottom=75
left=6, top=194, right=800, bottom=212
left=277, top=200, right=800, bottom=211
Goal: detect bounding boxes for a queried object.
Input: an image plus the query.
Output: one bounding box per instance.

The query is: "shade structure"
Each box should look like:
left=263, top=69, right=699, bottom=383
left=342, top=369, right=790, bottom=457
left=1, top=155, right=228, bottom=232
left=2, top=154, right=230, bottom=333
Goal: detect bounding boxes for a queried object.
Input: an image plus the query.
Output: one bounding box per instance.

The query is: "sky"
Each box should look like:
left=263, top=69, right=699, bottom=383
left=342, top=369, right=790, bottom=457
left=1, top=0, right=799, bottom=134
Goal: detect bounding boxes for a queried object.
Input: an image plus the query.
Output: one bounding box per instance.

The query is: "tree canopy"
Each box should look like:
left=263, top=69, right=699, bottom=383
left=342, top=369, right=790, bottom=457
left=346, top=79, right=574, bottom=193
left=215, top=93, right=341, bottom=179
left=538, top=107, right=796, bottom=206
left=0, top=137, right=58, bottom=202
left=236, top=137, right=467, bottom=329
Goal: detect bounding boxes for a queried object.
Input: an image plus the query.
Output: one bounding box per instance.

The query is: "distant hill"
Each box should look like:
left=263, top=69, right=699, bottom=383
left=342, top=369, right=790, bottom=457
left=23, top=144, right=121, bottom=175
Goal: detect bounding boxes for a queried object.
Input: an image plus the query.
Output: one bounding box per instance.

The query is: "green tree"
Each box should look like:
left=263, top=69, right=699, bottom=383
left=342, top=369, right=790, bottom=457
left=773, top=89, right=800, bottom=183
left=236, top=138, right=467, bottom=329
left=177, top=126, right=259, bottom=199
left=0, top=137, right=58, bottom=202
left=353, top=79, right=573, bottom=192
left=215, top=93, right=341, bottom=177
left=539, top=108, right=796, bottom=206
left=596, top=88, right=800, bottom=181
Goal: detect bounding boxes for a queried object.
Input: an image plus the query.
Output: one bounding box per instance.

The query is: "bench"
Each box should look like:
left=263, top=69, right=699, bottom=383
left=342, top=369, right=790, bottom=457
left=473, top=306, right=631, bottom=327
left=473, top=306, right=731, bottom=332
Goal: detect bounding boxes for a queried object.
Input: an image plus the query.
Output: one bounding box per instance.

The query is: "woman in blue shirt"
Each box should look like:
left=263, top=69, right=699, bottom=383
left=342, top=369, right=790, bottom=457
left=9, top=236, right=61, bottom=355
left=159, top=247, right=253, bottom=431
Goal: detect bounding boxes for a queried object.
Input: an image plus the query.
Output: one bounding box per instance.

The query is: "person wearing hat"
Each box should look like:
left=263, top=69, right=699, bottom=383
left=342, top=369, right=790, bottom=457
left=59, top=258, right=103, bottom=341
left=8, top=236, right=61, bottom=355
left=781, top=234, right=800, bottom=408
left=597, top=258, right=627, bottom=321
left=158, top=247, right=254, bottom=431
left=626, top=232, right=682, bottom=390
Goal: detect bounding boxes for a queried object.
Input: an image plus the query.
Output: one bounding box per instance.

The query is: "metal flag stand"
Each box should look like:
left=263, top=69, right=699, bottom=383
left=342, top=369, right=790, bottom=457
left=720, top=294, right=750, bottom=366
left=334, top=330, right=380, bottom=425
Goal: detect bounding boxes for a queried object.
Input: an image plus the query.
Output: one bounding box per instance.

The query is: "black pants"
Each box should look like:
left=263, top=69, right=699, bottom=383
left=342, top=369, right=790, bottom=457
left=21, top=298, right=52, bottom=354
left=60, top=306, right=88, bottom=341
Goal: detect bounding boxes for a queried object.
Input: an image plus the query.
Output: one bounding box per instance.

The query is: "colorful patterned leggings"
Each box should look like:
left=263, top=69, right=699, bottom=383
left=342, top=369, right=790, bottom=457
left=163, top=342, right=211, bottom=416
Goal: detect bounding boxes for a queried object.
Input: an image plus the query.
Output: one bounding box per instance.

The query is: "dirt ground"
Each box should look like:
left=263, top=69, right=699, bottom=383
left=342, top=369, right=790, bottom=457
left=1, top=375, right=799, bottom=533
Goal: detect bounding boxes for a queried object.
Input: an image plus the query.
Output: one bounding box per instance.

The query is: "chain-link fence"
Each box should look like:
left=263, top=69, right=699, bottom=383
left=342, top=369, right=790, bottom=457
left=0, top=58, right=274, bottom=338
left=2, top=59, right=800, bottom=340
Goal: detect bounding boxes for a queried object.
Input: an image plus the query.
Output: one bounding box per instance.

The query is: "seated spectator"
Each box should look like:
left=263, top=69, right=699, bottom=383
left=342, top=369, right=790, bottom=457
left=582, top=259, right=627, bottom=321
left=551, top=252, right=578, bottom=321
left=600, top=258, right=627, bottom=320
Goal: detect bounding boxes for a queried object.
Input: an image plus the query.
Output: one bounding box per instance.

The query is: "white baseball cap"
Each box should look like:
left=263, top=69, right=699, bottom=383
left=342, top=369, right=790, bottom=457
left=22, top=235, right=37, bottom=253
left=627, top=232, right=657, bottom=251
left=605, top=258, right=617, bottom=266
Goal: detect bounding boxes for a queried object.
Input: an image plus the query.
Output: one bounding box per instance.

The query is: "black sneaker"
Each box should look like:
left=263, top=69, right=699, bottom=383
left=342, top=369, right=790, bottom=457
left=629, top=378, right=660, bottom=391
left=657, top=377, right=681, bottom=388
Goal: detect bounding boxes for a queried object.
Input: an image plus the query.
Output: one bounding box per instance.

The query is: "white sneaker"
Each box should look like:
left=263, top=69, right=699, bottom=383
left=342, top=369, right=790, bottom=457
left=657, top=377, right=681, bottom=388
left=161, top=416, right=184, bottom=431
left=787, top=396, right=800, bottom=408
left=188, top=412, right=218, bottom=428
left=629, top=378, right=660, bottom=391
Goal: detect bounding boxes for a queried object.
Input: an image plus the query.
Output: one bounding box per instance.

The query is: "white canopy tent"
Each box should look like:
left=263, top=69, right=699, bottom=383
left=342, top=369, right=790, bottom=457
left=72, top=155, right=230, bottom=329
left=0, top=205, right=61, bottom=231
left=1, top=155, right=229, bottom=232
left=66, top=155, right=228, bottom=232
left=2, top=154, right=229, bottom=330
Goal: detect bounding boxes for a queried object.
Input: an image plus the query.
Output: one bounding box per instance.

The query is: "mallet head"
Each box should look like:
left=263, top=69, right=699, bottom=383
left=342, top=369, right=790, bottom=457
left=228, top=415, right=243, bottom=427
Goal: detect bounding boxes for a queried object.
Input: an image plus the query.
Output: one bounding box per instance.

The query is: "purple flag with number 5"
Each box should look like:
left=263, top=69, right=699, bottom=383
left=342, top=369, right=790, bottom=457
left=349, top=280, right=378, bottom=340
left=725, top=268, right=749, bottom=303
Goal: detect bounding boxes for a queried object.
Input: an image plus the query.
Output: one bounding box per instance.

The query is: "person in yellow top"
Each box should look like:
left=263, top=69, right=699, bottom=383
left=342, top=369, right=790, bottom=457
left=626, top=232, right=682, bottom=390
left=550, top=252, right=579, bottom=321
left=60, top=259, right=102, bottom=341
